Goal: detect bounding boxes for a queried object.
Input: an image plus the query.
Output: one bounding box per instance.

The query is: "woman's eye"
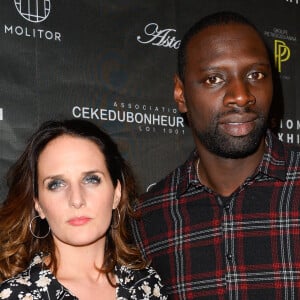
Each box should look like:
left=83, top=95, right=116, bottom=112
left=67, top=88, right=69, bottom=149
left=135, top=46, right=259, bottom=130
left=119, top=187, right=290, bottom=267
left=47, top=179, right=65, bottom=191
left=205, top=75, right=224, bottom=85
left=248, top=72, right=265, bottom=80
left=83, top=175, right=101, bottom=184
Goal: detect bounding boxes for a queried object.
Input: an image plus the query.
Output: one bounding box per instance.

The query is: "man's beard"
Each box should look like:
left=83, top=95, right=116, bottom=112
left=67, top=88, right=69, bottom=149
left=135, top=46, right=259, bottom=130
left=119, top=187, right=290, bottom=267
left=192, top=110, right=268, bottom=159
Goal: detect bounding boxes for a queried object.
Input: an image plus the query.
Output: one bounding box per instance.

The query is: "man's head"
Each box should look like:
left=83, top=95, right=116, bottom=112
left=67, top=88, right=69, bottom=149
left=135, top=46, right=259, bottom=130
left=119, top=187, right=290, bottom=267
left=177, top=11, right=266, bottom=83
left=174, top=11, right=273, bottom=159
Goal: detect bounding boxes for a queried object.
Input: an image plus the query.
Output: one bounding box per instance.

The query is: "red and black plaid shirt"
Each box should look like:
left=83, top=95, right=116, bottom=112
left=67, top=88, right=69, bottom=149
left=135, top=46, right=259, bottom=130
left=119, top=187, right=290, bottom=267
left=132, top=130, right=300, bottom=299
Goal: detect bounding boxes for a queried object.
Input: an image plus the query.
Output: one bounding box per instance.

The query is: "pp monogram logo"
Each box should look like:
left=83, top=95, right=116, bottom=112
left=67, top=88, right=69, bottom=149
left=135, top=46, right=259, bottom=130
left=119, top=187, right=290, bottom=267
left=274, top=40, right=291, bottom=73
left=14, top=0, right=51, bottom=23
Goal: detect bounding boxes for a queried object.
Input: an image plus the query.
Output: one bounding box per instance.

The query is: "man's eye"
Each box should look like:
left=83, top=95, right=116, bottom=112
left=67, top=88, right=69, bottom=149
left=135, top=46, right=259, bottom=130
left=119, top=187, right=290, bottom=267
left=83, top=175, right=101, bottom=184
left=205, top=76, right=223, bottom=85
left=47, top=179, right=65, bottom=191
left=248, top=72, right=265, bottom=80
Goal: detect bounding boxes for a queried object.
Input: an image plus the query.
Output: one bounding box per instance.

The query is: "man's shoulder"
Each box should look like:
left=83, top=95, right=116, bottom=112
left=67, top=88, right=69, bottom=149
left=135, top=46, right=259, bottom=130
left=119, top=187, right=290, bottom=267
left=260, top=132, right=300, bottom=181
left=140, top=167, right=180, bottom=204
left=140, top=153, right=195, bottom=204
left=281, top=140, right=300, bottom=152
left=271, top=132, right=300, bottom=157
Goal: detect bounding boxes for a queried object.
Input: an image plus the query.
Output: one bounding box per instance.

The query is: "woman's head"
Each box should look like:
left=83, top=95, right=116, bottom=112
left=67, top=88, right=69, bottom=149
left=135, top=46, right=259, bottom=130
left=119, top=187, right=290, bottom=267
left=29, top=119, right=126, bottom=197
left=0, top=119, right=145, bottom=281
left=34, top=133, right=122, bottom=251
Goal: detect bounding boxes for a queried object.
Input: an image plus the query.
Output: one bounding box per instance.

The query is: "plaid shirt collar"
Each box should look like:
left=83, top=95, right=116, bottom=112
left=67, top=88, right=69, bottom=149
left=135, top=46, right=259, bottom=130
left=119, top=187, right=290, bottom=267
left=177, top=129, right=287, bottom=197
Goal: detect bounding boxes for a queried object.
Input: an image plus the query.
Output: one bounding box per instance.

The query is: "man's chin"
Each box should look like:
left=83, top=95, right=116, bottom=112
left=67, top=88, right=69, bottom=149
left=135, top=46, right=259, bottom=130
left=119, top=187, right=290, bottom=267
left=202, top=133, right=263, bottom=159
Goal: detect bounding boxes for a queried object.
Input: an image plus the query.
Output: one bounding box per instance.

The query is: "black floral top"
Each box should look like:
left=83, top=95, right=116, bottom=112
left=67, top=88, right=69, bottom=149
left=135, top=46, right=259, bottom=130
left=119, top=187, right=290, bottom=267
left=0, top=254, right=168, bottom=299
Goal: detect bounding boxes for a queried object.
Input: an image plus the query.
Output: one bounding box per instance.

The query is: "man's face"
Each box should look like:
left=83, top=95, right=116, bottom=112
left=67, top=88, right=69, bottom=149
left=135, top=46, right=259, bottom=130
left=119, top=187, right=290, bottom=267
left=174, top=23, right=273, bottom=158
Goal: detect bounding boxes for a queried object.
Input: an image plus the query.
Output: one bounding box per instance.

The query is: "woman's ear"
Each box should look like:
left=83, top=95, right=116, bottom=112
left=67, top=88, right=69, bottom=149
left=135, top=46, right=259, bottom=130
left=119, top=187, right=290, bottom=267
left=174, top=74, right=188, bottom=113
left=34, top=198, right=46, bottom=219
left=113, top=180, right=122, bottom=209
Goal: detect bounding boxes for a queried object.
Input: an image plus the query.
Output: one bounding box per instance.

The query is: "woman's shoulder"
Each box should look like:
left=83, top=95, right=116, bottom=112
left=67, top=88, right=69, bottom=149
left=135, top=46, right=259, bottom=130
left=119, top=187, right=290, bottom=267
left=115, top=264, right=168, bottom=299
left=0, top=253, right=75, bottom=300
left=0, top=272, right=33, bottom=299
left=0, top=256, right=43, bottom=299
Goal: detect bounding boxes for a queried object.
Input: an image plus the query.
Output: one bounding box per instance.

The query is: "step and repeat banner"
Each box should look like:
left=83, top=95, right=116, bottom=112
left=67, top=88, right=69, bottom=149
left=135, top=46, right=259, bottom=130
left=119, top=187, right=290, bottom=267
left=0, top=0, right=298, bottom=200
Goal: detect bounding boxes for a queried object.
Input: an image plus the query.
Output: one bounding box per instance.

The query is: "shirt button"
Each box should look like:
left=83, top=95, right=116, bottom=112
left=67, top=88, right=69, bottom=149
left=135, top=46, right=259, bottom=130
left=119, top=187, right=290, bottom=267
left=224, top=204, right=230, bottom=211
left=226, top=253, right=233, bottom=261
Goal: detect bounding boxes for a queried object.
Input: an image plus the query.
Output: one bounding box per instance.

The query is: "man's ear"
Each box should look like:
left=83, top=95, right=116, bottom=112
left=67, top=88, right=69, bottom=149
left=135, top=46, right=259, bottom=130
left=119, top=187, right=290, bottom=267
left=174, top=74, right=188, bottom=113
left=34, top=199, right=46, bottom=219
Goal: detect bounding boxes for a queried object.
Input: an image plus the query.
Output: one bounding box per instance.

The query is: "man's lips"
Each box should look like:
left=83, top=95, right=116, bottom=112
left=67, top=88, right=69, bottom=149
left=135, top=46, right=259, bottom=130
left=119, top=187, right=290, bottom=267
left=67, top=216, right=91, bottom=226
left=219, top=114, right=258, bottom=137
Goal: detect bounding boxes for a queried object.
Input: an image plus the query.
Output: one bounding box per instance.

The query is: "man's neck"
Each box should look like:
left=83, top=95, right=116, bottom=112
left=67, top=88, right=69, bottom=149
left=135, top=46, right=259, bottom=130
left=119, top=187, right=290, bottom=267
left=195, top=139, right=265, bottom=197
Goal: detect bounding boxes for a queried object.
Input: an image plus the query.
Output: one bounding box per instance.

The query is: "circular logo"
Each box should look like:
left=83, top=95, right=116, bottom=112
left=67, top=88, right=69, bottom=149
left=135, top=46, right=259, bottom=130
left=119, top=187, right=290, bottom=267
left=14, top=0, right=51, bottom=23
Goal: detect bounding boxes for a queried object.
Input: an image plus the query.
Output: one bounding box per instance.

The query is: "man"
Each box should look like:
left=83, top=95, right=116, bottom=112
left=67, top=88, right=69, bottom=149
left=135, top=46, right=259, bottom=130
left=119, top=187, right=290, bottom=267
left=132, top=11, right=300, bottom=299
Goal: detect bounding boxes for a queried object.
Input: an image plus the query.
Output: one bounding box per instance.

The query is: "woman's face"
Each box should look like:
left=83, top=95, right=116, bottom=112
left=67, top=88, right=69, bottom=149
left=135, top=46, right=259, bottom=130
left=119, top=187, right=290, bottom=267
left=34, top=134, right=121, bottom=250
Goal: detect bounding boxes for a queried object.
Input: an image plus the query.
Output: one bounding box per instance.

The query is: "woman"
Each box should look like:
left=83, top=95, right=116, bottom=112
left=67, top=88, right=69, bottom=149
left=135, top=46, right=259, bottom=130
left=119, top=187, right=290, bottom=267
left=0, top=119, right=167, bottom=299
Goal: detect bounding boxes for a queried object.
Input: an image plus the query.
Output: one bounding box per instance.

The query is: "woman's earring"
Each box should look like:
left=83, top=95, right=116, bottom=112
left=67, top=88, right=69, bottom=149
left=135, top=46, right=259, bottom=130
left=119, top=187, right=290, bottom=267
left=111, top=207, right=120, bottom=229
left=29, top=215, right=50, bottom=239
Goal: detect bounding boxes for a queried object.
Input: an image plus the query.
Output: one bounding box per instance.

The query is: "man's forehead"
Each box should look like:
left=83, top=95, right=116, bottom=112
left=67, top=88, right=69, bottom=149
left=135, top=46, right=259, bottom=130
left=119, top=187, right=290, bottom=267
left=183, top=23, right=270, bottom=72
left=187, top=23, right=267, bottom=55
left=193, top=23, right=260, bottom=41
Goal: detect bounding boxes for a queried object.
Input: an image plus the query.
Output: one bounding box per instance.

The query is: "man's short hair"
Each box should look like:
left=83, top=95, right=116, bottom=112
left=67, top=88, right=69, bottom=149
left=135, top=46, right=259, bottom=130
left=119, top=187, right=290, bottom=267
left=177, top=11, right=264, bottom=81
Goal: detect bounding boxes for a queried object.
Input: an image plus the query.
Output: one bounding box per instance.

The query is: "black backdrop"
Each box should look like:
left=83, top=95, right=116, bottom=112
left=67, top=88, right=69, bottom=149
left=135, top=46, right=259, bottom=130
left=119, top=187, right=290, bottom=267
left=0, top=0, right=299, bottom=200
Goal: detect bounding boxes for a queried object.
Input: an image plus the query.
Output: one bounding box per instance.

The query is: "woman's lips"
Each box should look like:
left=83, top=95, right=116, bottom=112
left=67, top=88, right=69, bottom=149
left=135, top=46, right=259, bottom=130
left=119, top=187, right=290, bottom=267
left=68, top=216, right=91, bottom=226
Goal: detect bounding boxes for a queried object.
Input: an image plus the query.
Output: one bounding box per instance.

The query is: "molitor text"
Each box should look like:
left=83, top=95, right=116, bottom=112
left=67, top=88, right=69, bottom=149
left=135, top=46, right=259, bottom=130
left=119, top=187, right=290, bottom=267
left=4, top=25, right=61, bottom=41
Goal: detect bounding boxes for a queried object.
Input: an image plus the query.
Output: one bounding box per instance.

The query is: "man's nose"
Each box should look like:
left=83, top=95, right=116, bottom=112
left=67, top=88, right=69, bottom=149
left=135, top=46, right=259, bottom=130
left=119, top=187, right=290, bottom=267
left=223, top=79, right=256, bottom=107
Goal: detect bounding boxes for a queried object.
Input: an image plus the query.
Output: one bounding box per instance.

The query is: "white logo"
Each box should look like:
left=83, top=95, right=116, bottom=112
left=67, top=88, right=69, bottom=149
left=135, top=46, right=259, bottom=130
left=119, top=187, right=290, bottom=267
left=137, top=23, right=180, bottom=49
left=14, top=0, right=51, bottom=23
left=0, top=108, right=3, bottom=121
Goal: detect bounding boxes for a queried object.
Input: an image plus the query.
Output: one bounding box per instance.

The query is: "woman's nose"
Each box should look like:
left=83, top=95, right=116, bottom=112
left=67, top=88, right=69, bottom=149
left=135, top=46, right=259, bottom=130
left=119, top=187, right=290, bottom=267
left=69, top=185, right=86, bottom=209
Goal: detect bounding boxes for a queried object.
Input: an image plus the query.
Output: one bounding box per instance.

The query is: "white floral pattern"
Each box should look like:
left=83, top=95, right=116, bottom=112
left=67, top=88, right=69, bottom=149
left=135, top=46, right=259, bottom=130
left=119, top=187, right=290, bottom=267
left=0, top=288, right=12, bottom=299
left=116, top=265, right=168, bottom=299
left=0, top=253, right=168, bottom=299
